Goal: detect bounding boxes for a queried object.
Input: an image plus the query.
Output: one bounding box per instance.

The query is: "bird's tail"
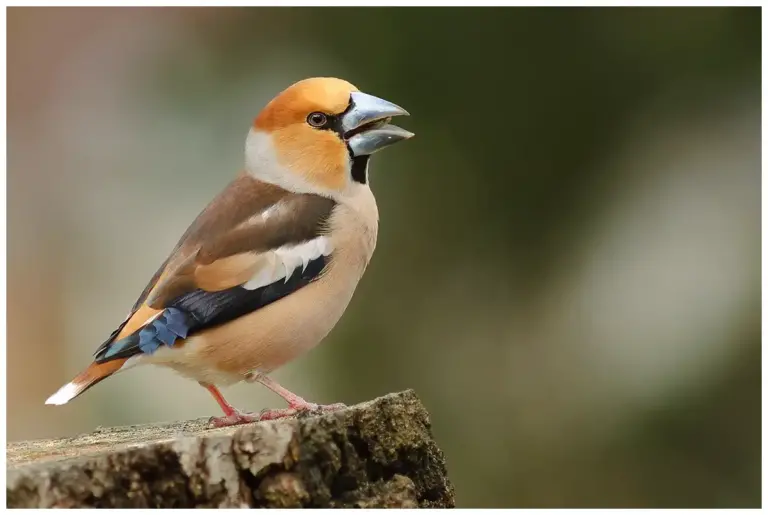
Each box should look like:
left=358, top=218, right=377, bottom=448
left=45, top=359, right=127, bottom=405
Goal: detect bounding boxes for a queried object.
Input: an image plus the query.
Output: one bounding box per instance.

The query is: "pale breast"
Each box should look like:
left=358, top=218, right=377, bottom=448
left=144, top=186, right=379, bottom=385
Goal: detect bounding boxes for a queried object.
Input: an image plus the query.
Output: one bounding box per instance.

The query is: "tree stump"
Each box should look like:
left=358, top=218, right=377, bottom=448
left=6, top=390, right=454, bottom=508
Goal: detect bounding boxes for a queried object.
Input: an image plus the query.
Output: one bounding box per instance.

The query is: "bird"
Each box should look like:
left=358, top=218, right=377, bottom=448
left=44, top=77, right=413, bottom=427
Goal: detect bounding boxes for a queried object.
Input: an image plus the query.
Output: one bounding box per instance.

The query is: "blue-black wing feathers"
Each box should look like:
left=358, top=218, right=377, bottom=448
left=93, top=254, right=327, bottom=364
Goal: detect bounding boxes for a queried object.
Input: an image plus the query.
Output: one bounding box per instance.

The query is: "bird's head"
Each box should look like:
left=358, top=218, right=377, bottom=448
left=245, top=77, right=413, bottom=198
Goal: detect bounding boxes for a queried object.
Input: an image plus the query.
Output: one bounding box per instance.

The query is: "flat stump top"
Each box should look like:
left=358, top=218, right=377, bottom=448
left=7, top=390, right=455, bottom=508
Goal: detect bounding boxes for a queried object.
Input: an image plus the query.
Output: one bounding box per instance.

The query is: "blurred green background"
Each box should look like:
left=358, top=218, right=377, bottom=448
left=7, top=7, right=760, bottom=508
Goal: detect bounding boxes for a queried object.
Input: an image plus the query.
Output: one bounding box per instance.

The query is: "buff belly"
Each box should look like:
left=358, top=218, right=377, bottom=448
left=140, top=261, right=360, bottom=386
left=139, top=191, right=377, bottom=387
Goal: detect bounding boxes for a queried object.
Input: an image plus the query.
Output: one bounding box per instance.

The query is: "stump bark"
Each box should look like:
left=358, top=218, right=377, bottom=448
left=6, top=390, right=454, bottom=508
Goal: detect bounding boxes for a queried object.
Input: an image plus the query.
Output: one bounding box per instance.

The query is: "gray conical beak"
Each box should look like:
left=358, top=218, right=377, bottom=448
left=342, top=91, right=414, bottom=156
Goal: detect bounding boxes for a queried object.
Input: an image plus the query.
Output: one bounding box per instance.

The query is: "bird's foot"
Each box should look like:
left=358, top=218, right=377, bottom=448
left=259, top=402, right=346, bottom=421
left=208, top=409, right=260, bottom=428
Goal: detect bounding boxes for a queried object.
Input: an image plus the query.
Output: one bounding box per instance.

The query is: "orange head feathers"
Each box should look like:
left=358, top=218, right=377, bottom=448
left=245, top=77, right=413, bottom=197
left=254, top=77, right=359, bottom=132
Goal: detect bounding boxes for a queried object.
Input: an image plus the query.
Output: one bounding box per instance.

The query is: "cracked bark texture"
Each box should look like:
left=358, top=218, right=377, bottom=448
left=6, top=390, right=455, bottom=508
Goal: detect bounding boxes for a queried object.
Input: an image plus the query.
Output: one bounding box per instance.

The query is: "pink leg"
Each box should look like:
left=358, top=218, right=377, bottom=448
left=251, top=374, right=346, bottom=421
left=201, top=382, right=259, bottom=428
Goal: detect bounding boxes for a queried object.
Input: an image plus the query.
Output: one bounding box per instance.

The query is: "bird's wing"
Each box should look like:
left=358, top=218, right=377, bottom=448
left=93, top=173, right=336, bottom=363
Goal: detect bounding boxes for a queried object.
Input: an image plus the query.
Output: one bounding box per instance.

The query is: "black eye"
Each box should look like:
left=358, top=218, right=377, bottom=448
left=307, top=112, right=328, bottom=128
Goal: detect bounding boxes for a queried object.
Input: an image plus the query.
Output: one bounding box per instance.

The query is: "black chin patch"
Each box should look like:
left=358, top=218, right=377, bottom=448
left=351, top=155, right=370, bottom=184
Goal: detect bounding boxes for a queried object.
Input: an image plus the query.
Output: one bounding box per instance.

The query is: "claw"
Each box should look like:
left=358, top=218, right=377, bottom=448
left=208, top=410, right=259, bottom=428
left=258, top=407, right=298, bottom=421
left=258, top=402, right=347, bottom=421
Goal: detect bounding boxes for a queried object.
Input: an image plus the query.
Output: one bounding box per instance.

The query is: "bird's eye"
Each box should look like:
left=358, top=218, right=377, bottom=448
left=307, top=112, right=328, bottom=128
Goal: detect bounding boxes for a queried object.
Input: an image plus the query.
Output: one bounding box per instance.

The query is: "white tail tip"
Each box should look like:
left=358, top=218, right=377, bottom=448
left=45, top=382, right=80, bottom=405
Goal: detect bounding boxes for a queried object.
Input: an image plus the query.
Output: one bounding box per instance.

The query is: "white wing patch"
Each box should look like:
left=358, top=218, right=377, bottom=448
left=237, top=203, right=282, bottom=230
left=242, top=236, right=333, bottom=291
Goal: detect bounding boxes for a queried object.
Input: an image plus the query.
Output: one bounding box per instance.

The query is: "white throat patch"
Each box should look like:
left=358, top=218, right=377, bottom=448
left=244, top=128, right=360, bottom=202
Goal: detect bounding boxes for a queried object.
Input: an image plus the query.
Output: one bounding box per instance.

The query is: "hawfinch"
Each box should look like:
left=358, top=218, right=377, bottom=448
left=45, top=77, right=413, bottom=427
